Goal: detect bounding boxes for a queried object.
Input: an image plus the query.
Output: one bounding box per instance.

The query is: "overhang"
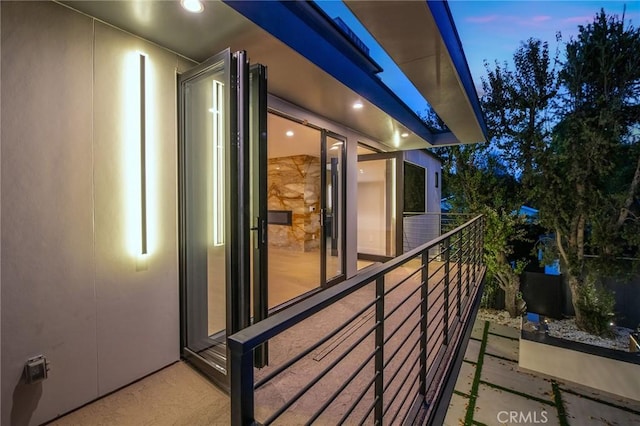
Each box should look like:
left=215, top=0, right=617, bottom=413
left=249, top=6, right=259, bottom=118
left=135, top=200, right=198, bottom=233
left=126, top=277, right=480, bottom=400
left=345, top=0, right=488, bottom=144
left=60, top=0, right=483, bottom=149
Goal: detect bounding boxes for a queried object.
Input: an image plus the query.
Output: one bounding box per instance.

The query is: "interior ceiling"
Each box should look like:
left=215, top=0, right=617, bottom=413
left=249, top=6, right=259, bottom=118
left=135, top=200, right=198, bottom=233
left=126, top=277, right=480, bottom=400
left=59, top=0, right=472, bottom=150
left=268, top=114, right=321, bottom=159
left=345, top=1, right=486, bottom=144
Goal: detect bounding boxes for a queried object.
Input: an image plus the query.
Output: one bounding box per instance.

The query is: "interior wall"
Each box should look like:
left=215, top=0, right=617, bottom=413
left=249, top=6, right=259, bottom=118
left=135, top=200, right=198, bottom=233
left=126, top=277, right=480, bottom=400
left=268, top=155, right=321, bottom=251
left=1, top=2, right=194, bottom=424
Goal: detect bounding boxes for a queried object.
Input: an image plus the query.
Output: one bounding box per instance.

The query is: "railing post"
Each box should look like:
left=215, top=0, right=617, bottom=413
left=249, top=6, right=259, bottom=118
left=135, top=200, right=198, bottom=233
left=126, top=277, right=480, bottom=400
left=457, top=229, right=462, bottom=317
left=375, top=276, right=385, bottom=423
left=420, top=251, right=429, bottom=396
left=443, top=238, right=450, bottom=345
left=465, top=226, right=470, bottom=297
left=471, top=220, right=477, bottom=285
left=229, top=339, right=255, bottom=426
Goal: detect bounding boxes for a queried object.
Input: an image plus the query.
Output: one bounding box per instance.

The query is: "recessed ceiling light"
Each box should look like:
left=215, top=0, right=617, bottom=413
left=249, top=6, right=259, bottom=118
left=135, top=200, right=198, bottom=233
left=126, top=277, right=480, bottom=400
left=401, top=132, right=409, bottom=138
left=286, top=130, right=294, bottom=137
left=181, top=0, right=204, bottom=13
left=353, top=101, right=364, bottom=109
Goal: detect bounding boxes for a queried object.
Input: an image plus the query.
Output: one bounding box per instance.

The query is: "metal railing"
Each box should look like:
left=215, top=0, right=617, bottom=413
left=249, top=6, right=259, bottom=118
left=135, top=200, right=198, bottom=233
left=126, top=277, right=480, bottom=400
left=229, top=215, right=485, bottom=425
left=403, top=213, right=476, bottom=252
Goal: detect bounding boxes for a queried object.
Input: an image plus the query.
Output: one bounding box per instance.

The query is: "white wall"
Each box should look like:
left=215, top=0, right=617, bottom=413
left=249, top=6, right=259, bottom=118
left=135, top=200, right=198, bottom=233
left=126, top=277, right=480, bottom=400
left=1, top=2, right=194, bottom=424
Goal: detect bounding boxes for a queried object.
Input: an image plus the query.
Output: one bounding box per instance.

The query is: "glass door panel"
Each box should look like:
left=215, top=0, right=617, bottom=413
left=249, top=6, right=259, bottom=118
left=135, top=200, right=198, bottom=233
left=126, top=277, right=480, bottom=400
left=266, top=113, right=322, bottom=307
left=322, top=132, right=345, bottom=285
left=179, top=49, right=251, bottom=386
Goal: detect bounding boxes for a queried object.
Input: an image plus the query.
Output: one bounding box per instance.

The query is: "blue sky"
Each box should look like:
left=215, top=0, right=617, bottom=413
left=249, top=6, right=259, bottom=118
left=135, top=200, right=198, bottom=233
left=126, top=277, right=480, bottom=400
left=317, top=1, right=639, bottom=115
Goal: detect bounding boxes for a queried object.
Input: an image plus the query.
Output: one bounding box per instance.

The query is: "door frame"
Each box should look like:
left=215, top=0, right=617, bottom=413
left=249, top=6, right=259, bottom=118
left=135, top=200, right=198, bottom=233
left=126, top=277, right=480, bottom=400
left=178, top=49, right=252, bottom=389
left=321, top=130, right=347, bottom=287
left=356, top=151, right=404, bottom=262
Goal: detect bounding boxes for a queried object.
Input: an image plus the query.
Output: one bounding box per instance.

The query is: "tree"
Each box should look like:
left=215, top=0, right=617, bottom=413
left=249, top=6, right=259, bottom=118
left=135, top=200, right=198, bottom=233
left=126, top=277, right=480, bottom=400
left=482, top=9, right=640, bottom=334
left=537, top=9, right=640, bottom=333
left=482, top=38, right=559, bottom=191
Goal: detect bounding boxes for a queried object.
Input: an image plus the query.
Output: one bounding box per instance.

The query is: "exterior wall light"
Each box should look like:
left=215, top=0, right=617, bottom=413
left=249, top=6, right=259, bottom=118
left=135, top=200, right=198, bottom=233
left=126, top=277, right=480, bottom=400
left=139, top=53, right=148, bottom=255
left=286, top=130, right=294, bottom=137
left=352, top=101, right=364, bottom=109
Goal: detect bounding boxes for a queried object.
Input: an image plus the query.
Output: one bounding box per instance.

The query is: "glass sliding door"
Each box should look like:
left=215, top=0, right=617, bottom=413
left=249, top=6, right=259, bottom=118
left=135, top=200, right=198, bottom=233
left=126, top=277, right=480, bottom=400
left=322, top=132, right=345, bottom=285
left=266, top=114, right=323, bottom=308
left=179, top=49, right=262, bottom=387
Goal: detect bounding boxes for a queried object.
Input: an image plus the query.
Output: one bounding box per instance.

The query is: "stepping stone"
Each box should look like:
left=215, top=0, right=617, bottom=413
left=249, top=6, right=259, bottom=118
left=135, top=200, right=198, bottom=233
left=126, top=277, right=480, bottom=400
left=562, top=390, right=640, bottom=425
left=454, top=361, right=476, bottom=396
left=489, top=322, right=520, bottom=339
left=480, top=355, right=554, bottom=403
left=474, top=383, right=560, bottom=426
left=556, top=380, right=640, bottom=413
left=464, top=339, right=481, bottom=363
left=443, top=392, right=469, bottom=426
left=471, top=319, right=486, bottom=340
left=485, top=334, right=519, bottom=361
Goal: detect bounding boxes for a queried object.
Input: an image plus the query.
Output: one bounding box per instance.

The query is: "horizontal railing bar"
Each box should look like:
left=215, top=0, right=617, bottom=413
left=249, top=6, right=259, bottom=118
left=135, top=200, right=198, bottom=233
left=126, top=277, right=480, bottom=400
left=428, top=303, right=445, bottom=324
left=383, top=342, right=423, bottom=393
left=382, top=353, right=421, bottom=417
left=389, top=370, right=421, bottom=425
left=427, top=262, right=446, bottom=280
left=358, top=396, right=378, bottom=426
left=305, top=349, right=377, bottom=425
left=263, top=323, right=378, bottom=425
left=427, top=323, right=444, bottom=348
left=384, top=302, right=422, bottom=345
left=400, top=379, right=422, bottom=426
left=384, top=322, right=422, bottom=370
left=338, top=373, right=378, bottom=425
left=384, top=284, right=422, bottom=322
left=384, top=265, right=423, bottom=297
left=428, top=285, right=445, bottom=303
left=255, top=298, right=377, bottom=389
left=229, top=216, right=483, bottom=352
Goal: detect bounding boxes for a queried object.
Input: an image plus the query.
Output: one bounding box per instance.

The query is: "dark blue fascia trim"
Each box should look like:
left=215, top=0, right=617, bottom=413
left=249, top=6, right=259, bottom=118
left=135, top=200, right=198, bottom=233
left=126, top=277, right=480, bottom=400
left=223, top=0, right=435, bottom=145
left=426, top=0, right=488, bottom=141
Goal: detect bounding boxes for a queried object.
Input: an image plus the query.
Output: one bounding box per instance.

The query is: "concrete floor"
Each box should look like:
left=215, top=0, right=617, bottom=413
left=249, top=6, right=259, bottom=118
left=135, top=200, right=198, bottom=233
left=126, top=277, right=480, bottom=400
left=49, top=317, right=640, bottom=425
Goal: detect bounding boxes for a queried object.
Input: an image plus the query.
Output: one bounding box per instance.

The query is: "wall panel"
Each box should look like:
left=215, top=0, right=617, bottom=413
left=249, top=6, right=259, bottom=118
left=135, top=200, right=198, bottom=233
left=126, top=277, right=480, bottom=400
left=1, top=2, right=96, bottom=424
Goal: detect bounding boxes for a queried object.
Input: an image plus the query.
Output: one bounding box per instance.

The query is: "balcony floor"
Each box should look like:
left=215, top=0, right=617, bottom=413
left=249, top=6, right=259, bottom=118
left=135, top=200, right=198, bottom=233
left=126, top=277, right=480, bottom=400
left=49, top=318, right=640, bottom=425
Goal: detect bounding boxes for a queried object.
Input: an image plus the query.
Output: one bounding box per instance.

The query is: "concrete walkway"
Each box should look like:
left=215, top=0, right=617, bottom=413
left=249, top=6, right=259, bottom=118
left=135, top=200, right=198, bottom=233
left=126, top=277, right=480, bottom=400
left=445, top=318, right=640, bottom=426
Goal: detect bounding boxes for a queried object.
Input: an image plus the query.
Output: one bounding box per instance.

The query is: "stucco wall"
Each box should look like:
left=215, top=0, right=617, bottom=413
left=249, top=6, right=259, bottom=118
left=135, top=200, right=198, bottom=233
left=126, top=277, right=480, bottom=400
left=1, top=2, right=194, bottom=424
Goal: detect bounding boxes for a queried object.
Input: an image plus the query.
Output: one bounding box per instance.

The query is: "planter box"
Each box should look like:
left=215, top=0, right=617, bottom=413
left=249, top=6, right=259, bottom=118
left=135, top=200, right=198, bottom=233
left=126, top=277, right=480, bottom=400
left=519, top=326, right=640, bottom=401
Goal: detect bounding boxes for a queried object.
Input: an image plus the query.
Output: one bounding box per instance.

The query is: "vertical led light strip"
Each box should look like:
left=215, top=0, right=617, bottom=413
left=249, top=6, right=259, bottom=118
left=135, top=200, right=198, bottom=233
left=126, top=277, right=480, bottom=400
left=212, top=80, right=225, bottom=246
left=139, top=53, right=148, bottom=255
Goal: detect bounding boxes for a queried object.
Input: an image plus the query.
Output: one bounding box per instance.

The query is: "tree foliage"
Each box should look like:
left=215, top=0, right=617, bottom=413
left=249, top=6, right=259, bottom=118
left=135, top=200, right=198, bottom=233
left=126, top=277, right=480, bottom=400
left=429, top=105, right=527, bottom=318
left=481, top=9, right=640, bottom=334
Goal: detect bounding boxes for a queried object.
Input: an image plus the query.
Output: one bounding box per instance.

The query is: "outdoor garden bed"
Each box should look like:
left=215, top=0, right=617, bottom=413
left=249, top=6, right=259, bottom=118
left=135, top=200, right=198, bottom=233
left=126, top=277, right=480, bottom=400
left=519, top=316, right=640, bottom=401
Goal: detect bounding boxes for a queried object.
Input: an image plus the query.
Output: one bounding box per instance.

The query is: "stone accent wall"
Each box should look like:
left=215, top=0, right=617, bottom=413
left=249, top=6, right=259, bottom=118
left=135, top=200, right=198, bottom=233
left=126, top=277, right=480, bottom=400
left=268, top=155, right=321, bottom=251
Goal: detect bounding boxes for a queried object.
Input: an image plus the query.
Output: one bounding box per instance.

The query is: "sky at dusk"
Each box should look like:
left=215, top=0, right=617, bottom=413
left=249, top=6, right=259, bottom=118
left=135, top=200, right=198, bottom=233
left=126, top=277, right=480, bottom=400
left=317, top=0, right=640, bottom=115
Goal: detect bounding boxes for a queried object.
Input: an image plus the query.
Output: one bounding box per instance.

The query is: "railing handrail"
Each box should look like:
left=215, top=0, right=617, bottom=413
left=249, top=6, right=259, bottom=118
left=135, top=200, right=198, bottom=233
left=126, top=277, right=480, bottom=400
left=228, top=214, right=483, bottom=351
